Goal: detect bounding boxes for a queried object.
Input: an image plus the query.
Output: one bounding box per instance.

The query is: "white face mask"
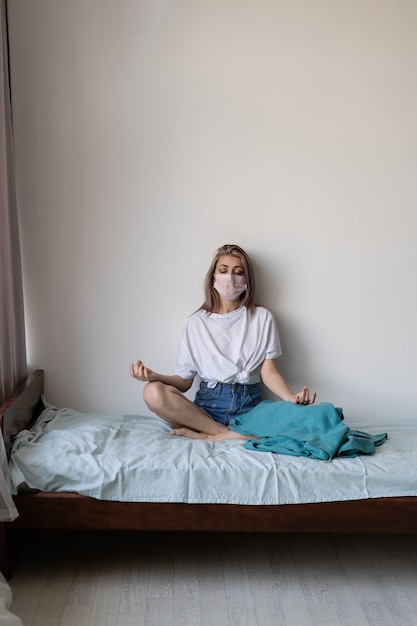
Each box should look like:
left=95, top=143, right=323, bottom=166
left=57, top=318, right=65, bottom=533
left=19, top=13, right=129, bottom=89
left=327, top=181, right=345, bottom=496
left=213, top=274, right=247, bottom=301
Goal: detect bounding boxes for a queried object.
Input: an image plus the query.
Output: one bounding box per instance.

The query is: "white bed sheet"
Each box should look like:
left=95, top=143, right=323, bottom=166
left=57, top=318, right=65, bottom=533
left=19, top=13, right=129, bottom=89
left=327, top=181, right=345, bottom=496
left=8, top=401, right=417, bottom=505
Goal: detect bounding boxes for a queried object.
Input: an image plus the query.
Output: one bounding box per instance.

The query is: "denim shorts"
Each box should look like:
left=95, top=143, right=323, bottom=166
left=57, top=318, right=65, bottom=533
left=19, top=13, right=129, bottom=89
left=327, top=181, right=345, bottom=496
left=194, top=381, right=262, bottom=426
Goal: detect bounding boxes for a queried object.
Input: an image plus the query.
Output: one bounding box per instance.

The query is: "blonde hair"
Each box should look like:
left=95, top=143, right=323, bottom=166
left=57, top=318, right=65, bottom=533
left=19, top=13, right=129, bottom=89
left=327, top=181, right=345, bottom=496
left=199, top=244, right=256, bottom=314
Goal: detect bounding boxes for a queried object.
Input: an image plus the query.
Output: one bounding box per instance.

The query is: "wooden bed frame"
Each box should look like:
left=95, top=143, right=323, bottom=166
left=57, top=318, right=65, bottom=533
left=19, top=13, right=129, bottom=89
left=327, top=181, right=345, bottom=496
left=1, top=370, right=417, bottom=576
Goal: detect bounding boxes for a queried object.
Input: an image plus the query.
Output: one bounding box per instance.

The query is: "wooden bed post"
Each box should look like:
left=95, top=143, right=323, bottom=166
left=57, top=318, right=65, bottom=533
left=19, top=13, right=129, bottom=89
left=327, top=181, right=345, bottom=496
left=0, top=523, right=4, bottom=574
left=0, top=370, right=45, bottom=578
left=0, top=522, right=10, bottom=579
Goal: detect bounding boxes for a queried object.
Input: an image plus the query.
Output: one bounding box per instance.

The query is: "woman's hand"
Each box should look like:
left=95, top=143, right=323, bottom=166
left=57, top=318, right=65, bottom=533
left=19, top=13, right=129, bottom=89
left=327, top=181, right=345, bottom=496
left=261, top=360, right=317, bottom=405
left=130, top=361, right=194, bottom=393
left=293, top=386, right=316, bottom=405
left=130, top=360, right=157, bottom=382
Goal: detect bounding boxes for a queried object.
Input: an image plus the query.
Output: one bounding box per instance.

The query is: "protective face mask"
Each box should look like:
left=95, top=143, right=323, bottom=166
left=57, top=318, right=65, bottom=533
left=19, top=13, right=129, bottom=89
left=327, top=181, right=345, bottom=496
left=213, top=274, right=247, bottom=301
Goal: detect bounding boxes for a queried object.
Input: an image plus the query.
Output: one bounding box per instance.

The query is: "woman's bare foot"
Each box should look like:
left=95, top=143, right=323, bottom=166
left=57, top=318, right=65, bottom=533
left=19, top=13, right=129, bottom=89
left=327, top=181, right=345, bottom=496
left=169, top=427, right=208, bottom=440
left=169, top=428, right=253, bottom=442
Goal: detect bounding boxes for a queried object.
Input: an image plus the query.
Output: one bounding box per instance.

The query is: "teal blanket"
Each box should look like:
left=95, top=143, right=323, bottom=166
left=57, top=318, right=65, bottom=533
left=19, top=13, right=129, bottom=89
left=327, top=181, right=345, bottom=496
left=229, top=401, right=387, bottom=461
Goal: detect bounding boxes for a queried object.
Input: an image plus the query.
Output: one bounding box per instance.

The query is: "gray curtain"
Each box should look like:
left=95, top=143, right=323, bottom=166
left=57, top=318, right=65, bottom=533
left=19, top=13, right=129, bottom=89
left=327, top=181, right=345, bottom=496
left=0, top=0, right=27, bottom=406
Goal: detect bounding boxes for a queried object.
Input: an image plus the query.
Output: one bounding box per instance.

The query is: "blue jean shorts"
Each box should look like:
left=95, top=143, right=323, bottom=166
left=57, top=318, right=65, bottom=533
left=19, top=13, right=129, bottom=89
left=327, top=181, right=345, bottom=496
left=194, top=381, right=262, bottom=426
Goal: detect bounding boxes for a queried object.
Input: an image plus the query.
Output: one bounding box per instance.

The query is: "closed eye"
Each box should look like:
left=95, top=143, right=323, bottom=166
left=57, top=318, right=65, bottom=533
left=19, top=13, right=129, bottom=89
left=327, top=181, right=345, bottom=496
left=217, top=264, right=244, bottom=273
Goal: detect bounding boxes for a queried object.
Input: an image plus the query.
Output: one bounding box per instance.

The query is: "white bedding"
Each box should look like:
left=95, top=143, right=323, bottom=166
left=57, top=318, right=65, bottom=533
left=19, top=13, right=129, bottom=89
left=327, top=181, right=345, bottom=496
left=9, top=400, right=417, bottom=505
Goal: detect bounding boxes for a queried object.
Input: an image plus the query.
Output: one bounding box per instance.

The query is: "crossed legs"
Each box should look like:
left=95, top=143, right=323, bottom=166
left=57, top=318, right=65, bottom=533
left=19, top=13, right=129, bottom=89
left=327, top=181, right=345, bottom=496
left=143, top=381, right=250, bottom=441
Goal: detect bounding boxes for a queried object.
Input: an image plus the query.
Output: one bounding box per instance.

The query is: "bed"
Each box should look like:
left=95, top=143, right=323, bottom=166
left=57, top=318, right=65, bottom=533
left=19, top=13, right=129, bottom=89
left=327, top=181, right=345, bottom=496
left=1, top=369, right=417, bottom=577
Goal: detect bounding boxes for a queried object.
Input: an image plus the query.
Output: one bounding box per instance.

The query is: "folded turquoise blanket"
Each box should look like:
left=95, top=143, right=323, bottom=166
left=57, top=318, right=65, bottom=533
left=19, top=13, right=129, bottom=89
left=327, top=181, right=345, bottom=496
left=229, top=400, right=387, bottom=461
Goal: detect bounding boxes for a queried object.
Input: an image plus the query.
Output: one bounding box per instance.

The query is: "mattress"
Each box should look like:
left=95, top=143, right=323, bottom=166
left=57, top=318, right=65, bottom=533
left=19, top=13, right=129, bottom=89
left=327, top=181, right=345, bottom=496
left=8, top=399, right=417, bottom=505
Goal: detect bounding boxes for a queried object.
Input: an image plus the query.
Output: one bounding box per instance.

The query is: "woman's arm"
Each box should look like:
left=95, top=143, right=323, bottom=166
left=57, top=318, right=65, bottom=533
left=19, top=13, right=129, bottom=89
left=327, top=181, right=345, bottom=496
left=130, top=360, right=193, bottom=393
left=260, top=359, right=316, bottom=404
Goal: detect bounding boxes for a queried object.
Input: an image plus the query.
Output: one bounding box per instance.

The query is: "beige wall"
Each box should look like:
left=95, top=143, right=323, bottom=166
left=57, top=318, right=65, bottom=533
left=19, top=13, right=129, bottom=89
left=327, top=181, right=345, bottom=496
left=8, top=0, right=417, bottom=421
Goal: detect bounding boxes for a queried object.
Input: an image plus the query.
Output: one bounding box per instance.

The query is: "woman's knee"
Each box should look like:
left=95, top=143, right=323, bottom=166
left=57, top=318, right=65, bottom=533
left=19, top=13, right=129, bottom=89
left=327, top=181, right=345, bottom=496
left=143, top=381, right=167, bottom=410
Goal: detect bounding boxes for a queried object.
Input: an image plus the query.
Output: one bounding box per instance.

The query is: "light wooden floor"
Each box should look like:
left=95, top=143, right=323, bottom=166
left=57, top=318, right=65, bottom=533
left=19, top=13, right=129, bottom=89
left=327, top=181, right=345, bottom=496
left=8, top=530, right=417, bottom=626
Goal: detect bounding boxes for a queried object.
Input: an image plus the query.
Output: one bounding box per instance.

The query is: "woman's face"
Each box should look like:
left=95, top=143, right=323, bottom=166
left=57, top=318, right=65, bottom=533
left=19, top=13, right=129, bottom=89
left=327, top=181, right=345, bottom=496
left=214, top=255, right=245, bottom=277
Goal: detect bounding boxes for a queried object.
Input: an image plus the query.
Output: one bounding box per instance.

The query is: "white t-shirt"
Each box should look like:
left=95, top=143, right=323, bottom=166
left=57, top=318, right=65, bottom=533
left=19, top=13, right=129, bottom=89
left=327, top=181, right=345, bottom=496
left=175, top=306, right=282, bottom=388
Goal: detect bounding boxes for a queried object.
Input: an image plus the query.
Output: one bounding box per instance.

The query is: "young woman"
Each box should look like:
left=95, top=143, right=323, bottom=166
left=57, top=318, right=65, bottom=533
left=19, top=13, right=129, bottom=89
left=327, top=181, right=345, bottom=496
left=130, top=244, right=316, bottom=441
